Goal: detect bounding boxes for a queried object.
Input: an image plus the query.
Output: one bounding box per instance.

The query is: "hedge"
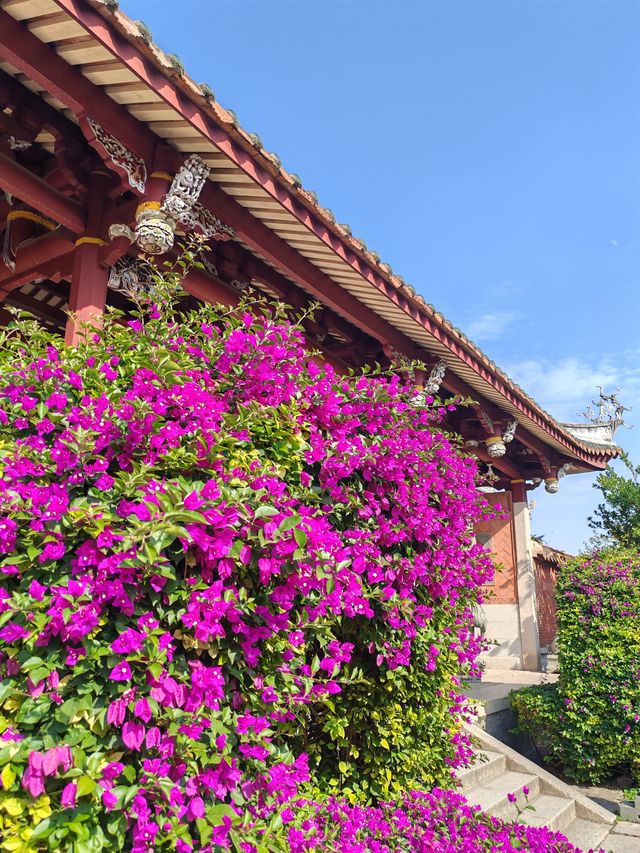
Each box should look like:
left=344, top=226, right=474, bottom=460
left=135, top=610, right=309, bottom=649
left=511, top=551, right=640, bottom=783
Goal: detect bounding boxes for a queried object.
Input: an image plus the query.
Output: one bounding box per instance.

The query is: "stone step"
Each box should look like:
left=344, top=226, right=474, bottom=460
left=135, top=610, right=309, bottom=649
left=462, top=723, right=616, bottom=850
left=465, top=770, right=540, bottom=820
left=562, top=817, right=612, bottom=851
left=518, top=793, right=575, bottom=831
left=458, top=750, right=507, bottom=789
left=604, top=833, right=640, bottom=852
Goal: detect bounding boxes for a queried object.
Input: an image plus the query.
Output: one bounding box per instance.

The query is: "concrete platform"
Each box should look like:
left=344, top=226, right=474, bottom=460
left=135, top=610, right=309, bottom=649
left=465, top=669, right=559, bottom=714
left=464, top=669, right=558, bottom=755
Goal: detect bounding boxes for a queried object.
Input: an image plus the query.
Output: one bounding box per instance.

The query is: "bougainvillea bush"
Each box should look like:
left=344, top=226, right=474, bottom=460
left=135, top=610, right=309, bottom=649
left=511, top=551, right=640, bottom=784
left=283, top=790, right=599, bottom=852
left=0, top=258, right=579, bottom=852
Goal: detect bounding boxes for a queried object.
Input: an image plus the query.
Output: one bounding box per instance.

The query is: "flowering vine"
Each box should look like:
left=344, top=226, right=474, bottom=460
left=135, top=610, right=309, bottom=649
left=0, top=258, right=551, bottom=851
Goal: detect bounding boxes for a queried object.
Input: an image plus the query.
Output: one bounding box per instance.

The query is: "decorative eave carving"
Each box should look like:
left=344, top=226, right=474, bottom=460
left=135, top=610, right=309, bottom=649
left=129, top=155, right=236, bottom=255
left=184, top=203, right=236, bottom=241
left=108, top=255, right=149, bottom=296
left=424, top=360, right=447, bottom=395
left=8, top=136, right=31, bottom=151
left=544, top=463, right=572, bottom=494
left=503, top=419, right=517, bottom=444
left=85, top=116, right=147, bottom=193
left=475, top=409, right=494, bottom=435
left=162, top=154, right=210, bottom=222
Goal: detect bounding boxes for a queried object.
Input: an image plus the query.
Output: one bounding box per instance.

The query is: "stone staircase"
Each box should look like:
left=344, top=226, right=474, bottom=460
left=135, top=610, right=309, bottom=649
left=460, top=725, right=640, bottom=852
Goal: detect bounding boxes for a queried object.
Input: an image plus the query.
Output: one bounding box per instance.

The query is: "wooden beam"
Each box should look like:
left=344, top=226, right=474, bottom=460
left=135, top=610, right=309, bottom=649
left=6, top=288, right=68, bottom=328
left=0, top=253, right=74, bottom=298
left=0, top=230, right=75, bottom=290
left=0, top=67, right=83, bottom=143
left=0, top=151, right=85, bottom=233
left=182, top=267, right=238, bottom=307
left=474, top=446, right=522, bottom=481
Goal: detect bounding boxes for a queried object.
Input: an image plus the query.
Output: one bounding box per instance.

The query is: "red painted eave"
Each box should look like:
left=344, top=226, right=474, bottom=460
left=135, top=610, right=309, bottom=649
left=4, top=0, right=620, bottom=472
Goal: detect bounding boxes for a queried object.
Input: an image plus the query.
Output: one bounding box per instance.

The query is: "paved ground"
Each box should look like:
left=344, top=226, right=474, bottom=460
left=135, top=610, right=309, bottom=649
left=465, top=668, right=558, bottom=700
left=604, top=821, right=640, bottom=852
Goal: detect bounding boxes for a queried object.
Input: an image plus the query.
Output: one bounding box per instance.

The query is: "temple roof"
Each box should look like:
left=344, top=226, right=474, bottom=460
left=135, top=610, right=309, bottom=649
left=532, top=541, right=573, bottom=566
left=0, top=0, right=620, bottom=472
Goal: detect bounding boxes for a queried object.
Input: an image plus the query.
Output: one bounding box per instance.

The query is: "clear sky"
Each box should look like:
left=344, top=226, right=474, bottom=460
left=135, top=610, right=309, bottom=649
left=121, top=0, right=640, bottom=553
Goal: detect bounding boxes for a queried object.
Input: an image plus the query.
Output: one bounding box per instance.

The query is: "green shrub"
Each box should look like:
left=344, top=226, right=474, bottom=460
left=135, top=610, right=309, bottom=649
left=511, top=552, right=640, bottom=783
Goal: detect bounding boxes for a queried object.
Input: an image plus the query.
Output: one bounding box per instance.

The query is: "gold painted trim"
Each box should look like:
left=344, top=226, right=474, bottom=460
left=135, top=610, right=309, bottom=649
left=7, top=210, right=56, bottom=230
left=75, top=236, right=107, bottom=247
left=135, top=201, right=162, bottom=215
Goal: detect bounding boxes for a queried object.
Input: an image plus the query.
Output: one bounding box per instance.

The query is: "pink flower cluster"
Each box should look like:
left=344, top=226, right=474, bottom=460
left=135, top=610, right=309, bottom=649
left=285, top=790, right=604, bottom=852
left=0, top=300, right=497, bottom=849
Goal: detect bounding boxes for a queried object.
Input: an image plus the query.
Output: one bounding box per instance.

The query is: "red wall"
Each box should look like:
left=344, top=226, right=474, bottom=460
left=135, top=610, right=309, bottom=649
left=475, top=491, right=517, bottom=605
left=534, top=557, right=558, bottom=648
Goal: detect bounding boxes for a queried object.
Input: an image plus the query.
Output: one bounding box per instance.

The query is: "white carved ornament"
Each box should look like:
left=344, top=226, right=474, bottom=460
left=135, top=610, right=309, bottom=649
left=87, top=117, right=147, bottom=193
left=424, top=360, right=447, bottom=395
left=108, top=256, right=149, bottom=297
left=129, top=155, right=236, bottom=254
left=502, top=419, right=517, bottom=444
left=181, top=202, right=236, bottom=241
left=162, top=155, right=210, bottom=222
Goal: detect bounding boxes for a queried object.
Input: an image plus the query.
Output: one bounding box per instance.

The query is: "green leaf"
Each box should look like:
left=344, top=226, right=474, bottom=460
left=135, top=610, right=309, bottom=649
left=293, top=528, right=308, bottom=548
left=279, top=514, right=301, bottom=532
left=254, top=506, right=278, bottom=518
left=76, top=775, right=96, bottom=797
left=29, top=818, right=52, bottom=842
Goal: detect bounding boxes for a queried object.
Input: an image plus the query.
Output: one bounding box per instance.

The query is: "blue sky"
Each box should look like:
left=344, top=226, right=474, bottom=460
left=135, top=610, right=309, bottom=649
left=122, top=0, right=640, bottom=552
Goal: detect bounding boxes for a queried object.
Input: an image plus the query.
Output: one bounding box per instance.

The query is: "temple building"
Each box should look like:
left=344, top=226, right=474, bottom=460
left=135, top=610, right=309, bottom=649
left=0, top=0, right=620, bottom=670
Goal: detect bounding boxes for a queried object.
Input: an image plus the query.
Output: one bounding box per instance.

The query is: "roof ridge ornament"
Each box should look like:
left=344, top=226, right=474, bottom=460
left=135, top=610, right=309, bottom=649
left=562, top=387, right=631, bottom=448
left=580, top=386, right=631, bottom=432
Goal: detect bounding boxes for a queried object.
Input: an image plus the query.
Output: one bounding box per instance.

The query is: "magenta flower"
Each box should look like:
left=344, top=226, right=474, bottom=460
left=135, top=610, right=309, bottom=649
left=134, top=698, right=152, bottom=723
left=145, top=727, right=161, bottom=749
left=187, top=796, right=205, bottom=820
left=0, top=517, right=18, bottom=553
left=109, top=661, right=132, bottom=682
left=102, top=790, right=118, bottom=810
left=122, top=722, right=145, bottom=751
left=111, top=629, right=146, bottom=655
left=60, top=781, right=77, bottom=808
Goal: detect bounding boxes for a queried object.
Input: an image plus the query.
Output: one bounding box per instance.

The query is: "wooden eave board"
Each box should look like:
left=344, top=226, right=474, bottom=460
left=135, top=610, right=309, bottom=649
left=83, top=66, right=140, bottom=85
left=57, top=43, right=114, bottom=64
left=27, top=18, right=86, bottom=41
left=125, top=101, right=184, bottom=118
left=170, top=139, right=219, bottom=154
left=3, top=0, right=60, bottom=20
left=104, top=87, right=162, bottom=105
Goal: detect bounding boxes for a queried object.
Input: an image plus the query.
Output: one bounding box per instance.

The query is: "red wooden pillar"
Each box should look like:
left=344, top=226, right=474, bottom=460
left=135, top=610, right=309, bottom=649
left=510, top=479, right=527, bottom=504
left=65, top=170, right=110, bottom=346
